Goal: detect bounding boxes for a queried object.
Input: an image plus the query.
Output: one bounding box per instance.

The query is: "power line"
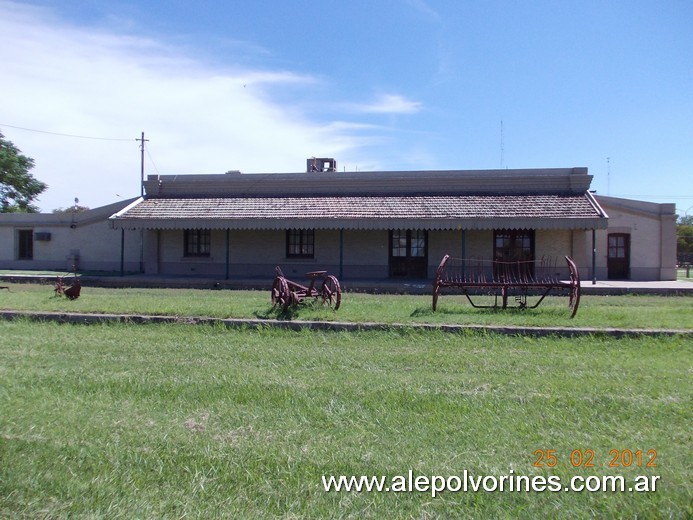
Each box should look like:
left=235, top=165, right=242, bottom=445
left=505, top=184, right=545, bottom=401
left=0, top=123, right=133, bottom=142
left=145, top=146, right=160, bottom=175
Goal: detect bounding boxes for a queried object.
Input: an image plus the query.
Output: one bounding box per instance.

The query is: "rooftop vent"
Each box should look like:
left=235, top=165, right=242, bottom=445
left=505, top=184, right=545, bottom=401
left=307, top=157, right=337, bottom=173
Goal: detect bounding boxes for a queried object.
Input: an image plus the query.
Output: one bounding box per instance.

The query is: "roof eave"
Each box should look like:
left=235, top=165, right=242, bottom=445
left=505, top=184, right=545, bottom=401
left=109, top=216, right=608, bottom=231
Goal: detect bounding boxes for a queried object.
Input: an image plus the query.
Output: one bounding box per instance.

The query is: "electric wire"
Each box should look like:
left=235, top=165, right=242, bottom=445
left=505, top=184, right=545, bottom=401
left=2, top=121, right=165, bottom=178
left=0, top=123, right=133, bottom=142
left=145, top=146, right=160, bottom=175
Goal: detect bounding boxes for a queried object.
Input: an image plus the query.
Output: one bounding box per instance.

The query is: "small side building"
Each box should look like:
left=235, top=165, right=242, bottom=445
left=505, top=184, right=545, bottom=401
left=594, top=195, right=677, bottom=281
left=0, top=199, right=141, bottom=273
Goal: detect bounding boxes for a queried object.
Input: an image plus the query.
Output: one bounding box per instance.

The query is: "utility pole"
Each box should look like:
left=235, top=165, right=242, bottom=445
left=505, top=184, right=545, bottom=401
left=135, top=132, right=149, bottom=274
left=136, top=132, right=149, bottom=197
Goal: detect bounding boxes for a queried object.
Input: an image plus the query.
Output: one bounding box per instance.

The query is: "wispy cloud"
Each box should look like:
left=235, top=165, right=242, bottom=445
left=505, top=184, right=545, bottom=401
left=347, top=94, right=423, bottom=115
left=404, top=0, right=443, bottom=23
left=0, top=1, right=366, bottom=210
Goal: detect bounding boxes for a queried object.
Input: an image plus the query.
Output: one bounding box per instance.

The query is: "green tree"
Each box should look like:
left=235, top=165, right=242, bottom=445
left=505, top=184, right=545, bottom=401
left=52, top=205, right=90, bottom=214
left=677, top=214, right=693, bottom=264
left=0, top=131, right=47, bottom=213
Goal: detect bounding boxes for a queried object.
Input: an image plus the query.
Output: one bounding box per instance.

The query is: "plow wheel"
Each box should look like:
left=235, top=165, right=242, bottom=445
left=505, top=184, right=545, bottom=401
left=565, top=255, right=581, bottom=319
left=321, top=275, right=342, bottom=310
left=431, top=255, right=449, bottom=312
left=568, top=283, right=581, bottom=319
left=271, top=276, right=291, bottom=311
left=432, top=281, right=442, bottom=311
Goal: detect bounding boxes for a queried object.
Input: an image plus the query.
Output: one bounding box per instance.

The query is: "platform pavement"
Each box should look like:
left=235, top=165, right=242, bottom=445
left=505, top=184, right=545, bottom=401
left=1, top=272, right=692, bottom=295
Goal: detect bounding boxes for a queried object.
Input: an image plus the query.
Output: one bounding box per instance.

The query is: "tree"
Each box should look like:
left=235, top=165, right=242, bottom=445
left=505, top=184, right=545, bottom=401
left=0, top=131, right=47, bottom=213
left=52, top=205, right=90, bottom=214
left=677, top=214, right=693, bottom=265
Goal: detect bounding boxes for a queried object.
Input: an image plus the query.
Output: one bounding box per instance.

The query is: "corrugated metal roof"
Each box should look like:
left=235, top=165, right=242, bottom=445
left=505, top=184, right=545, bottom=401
left=110, top=194, right=608, bottom=230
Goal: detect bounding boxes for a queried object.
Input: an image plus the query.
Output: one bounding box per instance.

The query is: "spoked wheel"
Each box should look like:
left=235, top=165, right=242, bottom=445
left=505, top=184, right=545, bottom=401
left=432, top=281, right=441, bottom=311
left=568, top=283, right=581, bottom=319
left=321, top=275, right=341, bottom=310
left=565, top=255, right=581, bottom=319
left=271, top=276, right=291, bottom=311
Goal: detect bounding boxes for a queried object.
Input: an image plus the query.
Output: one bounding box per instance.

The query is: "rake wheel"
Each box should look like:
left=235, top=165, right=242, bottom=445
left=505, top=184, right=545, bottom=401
left=321, top=275, right=341, bottom=310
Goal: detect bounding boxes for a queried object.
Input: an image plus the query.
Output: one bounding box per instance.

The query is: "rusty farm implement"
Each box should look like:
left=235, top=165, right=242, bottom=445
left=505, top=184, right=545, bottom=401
left=432, top=255, right=581, bottom=318
left=271, top=267, right=342, bottom=311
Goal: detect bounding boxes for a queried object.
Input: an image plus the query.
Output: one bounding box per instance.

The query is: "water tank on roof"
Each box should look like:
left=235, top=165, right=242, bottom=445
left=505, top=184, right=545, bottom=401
left=307, top=157, right=337, bottom=173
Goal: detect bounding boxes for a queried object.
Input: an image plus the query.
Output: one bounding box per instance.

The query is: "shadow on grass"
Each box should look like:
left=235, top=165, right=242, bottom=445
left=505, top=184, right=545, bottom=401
left=254, top=306, right=300, bottom=321
left=413, top=303, right=573, bottom=320
left=411, top=305, right=502, bottom=318
left=254, top=299, right=335, bottom=321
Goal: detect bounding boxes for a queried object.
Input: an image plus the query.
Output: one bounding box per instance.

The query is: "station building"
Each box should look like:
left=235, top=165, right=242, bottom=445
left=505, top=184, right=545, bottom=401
left=0, top=162, right=678, bottom=282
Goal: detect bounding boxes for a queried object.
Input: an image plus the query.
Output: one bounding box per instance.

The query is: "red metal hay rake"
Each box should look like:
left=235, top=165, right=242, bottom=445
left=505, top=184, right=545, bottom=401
left=432, top=255, right=581, bottom=318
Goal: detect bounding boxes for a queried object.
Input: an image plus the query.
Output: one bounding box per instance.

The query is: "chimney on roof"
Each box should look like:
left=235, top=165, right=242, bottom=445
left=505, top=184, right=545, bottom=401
left=307, top=157, right=337, bottom=173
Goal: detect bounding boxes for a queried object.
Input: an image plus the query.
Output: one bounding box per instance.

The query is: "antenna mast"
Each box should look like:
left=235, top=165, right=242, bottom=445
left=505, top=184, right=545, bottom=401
left=500, top=120, right=505, bottom=169
left=607, top=157, right=611, bottom=196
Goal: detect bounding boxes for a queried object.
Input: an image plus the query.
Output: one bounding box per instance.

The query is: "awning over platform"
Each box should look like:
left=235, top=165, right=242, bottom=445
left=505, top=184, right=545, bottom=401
left=110, top=193, right=608, bottom=231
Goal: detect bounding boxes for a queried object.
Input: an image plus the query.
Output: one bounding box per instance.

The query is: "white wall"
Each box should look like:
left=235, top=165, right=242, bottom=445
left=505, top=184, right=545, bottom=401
left=0, top=220, right=140, bottom=272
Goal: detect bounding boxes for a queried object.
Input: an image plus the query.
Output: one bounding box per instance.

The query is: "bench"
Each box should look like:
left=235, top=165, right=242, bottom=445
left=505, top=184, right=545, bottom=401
left=432, top=255, right=581, bottom=318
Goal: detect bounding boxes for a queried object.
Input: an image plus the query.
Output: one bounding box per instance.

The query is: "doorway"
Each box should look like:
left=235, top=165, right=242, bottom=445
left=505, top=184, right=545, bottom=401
left=389, top=230, right=428, bottom=278
left=607, top=233, right=630, bottom=279
left=493, top=229, right=535, bottom=279
left=17, top=229, right=33, bottom=260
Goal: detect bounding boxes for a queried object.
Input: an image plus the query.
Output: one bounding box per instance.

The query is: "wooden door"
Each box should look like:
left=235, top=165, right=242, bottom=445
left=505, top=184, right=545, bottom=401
left=389, top=230, right=428, bottom=278
left=607, top=233, right=630, bottom=279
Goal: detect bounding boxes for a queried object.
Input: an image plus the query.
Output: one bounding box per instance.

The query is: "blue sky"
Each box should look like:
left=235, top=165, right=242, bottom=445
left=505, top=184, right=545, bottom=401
left=1, top=0, right=691, bottom=215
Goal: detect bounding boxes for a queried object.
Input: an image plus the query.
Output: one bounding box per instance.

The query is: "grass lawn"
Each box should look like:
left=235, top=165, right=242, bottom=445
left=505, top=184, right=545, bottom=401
left=0, top=321, right=691, bottom=518
left=1, top=283, right=692, bottom=330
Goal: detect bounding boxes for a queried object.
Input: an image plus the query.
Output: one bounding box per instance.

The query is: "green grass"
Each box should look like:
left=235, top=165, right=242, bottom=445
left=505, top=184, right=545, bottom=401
left=1, top=283, right=692, bottom=329
left=0, top=321, right=690, bottom=518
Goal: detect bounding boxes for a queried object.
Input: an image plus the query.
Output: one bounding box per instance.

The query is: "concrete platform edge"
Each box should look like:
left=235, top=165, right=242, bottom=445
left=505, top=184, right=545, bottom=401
left=1, top=310, right=690, bottom=339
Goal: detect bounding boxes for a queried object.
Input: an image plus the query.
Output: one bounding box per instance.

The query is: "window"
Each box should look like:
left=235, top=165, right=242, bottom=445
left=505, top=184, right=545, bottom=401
left=391, top=230, right=408, bottom=257
left=17, top=230, right=33, bottom=260
left=493, top=229, right=535, bottom=279
left=410, top=230, right=426, bottom=257
left=184, top=229, right=211, bottom=257
left=286, top=229, right=314, bottom=258
left=608, top=234, right=627, bottom=259
left=493, top=229, right=534, bottom=262
left=391, top=230, right=426, bottom=258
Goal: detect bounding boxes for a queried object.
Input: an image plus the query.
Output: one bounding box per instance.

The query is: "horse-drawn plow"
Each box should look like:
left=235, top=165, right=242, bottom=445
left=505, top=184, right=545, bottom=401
left=271, top=267, right=341, bottom=311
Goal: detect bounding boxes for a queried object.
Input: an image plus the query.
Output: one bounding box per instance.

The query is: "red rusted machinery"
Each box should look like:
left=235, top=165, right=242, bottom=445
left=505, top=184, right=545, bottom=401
left=432, top=255, right=581, bottom=318
left=271, top=267, right=341, bottom=311
left=54, top=273, right=82, bottom=300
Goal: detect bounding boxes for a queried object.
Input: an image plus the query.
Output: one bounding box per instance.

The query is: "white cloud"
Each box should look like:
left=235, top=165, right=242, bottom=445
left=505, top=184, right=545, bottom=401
left=0, top=1, right=365, bottom=211
left=346, top=94, right=423, bottom=115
